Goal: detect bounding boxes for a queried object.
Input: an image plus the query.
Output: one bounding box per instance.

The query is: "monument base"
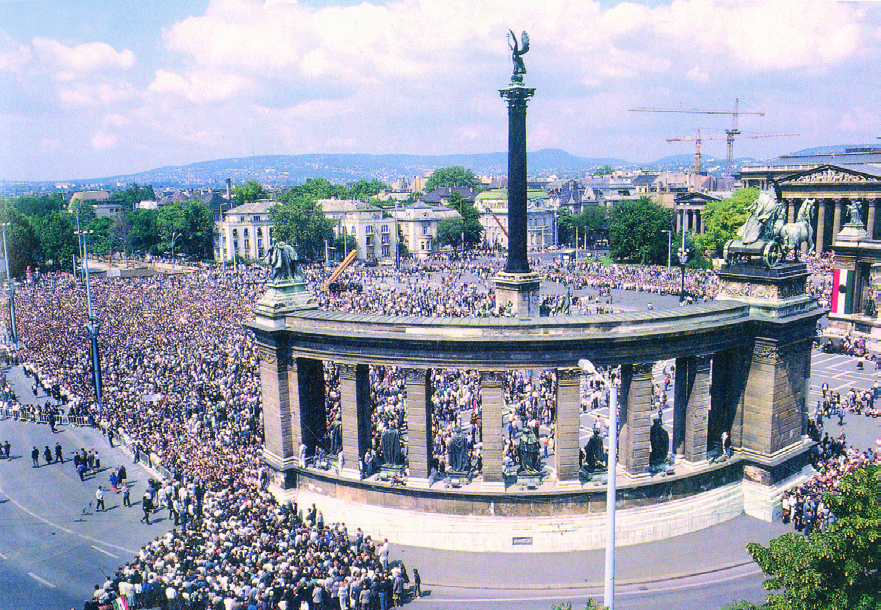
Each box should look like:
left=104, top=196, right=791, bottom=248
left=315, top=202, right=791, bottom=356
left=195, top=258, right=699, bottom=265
left=493, top=272, right=541, bottom=319
left=255, top=280, right=317, bottom=318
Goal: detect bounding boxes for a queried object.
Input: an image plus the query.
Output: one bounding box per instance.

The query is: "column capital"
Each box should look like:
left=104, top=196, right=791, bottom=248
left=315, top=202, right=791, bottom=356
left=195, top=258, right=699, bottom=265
left=556, top=367, right=582, bottom=383
left=629, top=362, right=655, bottom=376
left=337, top=363, right=359, bottom=378
left=479, top=369, right=507, bottom=385
left=401, top=366, right=429, bottom=381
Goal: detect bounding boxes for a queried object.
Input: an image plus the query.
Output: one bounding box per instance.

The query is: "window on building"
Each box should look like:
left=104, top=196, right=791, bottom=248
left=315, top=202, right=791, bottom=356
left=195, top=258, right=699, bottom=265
left=382, top=245, right=390, bottom=257
left=232, top=229, right=238, bottom=238
left=253, top=215, right=261, bottom=222
left=366, top=235, right=374, bottom=246
left=366, top=225, right=375, bottom=234
left=244, top=240, right=250, bottom=251
left=381, top=225, right=389, bottom=234
left=381, top=234, right=389, bottom=245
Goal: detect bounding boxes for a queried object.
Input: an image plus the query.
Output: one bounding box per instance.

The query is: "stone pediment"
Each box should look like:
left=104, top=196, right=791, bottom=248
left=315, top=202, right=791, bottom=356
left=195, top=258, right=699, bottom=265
left=780, top=164, right=877, bottom=185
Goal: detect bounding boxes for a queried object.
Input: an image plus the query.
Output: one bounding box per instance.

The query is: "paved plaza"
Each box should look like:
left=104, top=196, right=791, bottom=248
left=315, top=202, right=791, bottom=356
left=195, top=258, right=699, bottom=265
left=1, top=340, right=878, bottom=610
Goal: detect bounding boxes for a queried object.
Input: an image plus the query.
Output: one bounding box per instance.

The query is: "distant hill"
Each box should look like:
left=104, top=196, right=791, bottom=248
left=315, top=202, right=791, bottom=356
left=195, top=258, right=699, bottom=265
left=75, top=149, right=630, bottom=189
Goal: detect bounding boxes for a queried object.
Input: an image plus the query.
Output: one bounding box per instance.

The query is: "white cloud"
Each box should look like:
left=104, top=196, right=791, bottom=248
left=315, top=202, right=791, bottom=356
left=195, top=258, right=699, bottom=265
left=148, top=69, right=251, bottom=103
left=91, top=132, right=119, bottom=150
left=32, top=37, right=135, bottom=80
left=0, top=30, right=31, bottom=72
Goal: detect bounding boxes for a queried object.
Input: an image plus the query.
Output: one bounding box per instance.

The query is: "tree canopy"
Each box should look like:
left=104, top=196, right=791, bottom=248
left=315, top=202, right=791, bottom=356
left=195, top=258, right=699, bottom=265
left=425, top=166, right=480, bottom=192
left=234, top=180, right=268, bottom=204
left=447, top=191, right=483, bottom=250
left=726, top=465, right=880, bottom=610
left=592, top=164, right=615, bottom=176
left=157, top=200, right=214, bottom=259
left=115, top=183, right=156, bottom=211
left=270, top=193, right=335, bottom=261
left=696, top=188, right=758, bottom=257
left=608, top=197, right=671, bottom=265
left=0, top=205, right=39, bottom=276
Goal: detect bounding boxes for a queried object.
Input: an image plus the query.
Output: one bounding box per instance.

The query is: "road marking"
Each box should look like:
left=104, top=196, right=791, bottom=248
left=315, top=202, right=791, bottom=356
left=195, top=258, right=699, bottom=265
left=91, top=545, right=119, bottom=558
left=27, top=572, right=56, bottom=588
left=0, top=482, right=138, bottom=556
left=0, top=551, right=7, bottom=560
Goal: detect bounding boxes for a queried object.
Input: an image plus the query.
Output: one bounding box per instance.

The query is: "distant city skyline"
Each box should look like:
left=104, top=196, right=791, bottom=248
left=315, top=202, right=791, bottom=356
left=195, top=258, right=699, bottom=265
left=0, top=0, right=877, bottom=182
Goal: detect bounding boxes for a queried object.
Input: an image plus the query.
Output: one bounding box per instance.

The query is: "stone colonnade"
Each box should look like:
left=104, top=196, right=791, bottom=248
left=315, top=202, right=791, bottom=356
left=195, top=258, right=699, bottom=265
left=261, top=348, right=763, bottom=486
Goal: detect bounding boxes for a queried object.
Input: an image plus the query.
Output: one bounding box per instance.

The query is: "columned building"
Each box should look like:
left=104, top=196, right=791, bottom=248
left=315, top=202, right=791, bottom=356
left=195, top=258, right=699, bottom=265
left=741, top=149, right=881, bottom=253
left=320, top=199, right=399, bottom=261
left=475, top=189, right=556, bottom=250
left=219, top=200, right=274, bottom=262
left=391, top=201, right=461, bottom=259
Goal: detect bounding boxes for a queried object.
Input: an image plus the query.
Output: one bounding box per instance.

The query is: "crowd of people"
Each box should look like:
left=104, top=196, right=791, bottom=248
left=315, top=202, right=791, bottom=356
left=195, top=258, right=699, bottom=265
left=0, top=246, right=868, bottom=609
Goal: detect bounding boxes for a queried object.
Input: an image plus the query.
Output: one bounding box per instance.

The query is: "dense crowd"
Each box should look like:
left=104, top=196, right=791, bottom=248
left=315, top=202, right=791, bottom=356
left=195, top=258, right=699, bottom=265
left=0, top=248, right=852, bottom=609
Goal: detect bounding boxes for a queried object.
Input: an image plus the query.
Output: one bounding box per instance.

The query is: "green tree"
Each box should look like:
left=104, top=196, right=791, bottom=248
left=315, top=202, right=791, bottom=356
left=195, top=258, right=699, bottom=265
left=592, top=164, right=614, bottom=176
left=425, top=166, right=479, bottom=192
left=234, top=180, right=267, bottom=204
left=8, top=194, right=64, bottom=218
left=574, top=206, right=608, bottom=248
left=436, top=218, right=464, bottom=249
left=608, top=197, right=671, bottom=265
left=85, top=216, right=113, bottom=257
left=739, top=465, right=879, bottom=610
left=0, top=206, right=39, bottom=276
left=129, top=208, right=160, bottom=255
left=157, top=201, right=214, bottom=259
left=696, top=188, right=758, bottom=257
left=447, top=192, right=483, bottom=249
left=556, top=206, right=574, bottom=245
left=288, top=178, right=347, bottom=201
left=348, top=179, right=387, bottom=200
left=116, top=183, right=156, bottom=211
left=270, top=194, right=334, bottom=261
left=34, top=211, right=77, bottom=271
left=110, top=213, right=133, bottom=256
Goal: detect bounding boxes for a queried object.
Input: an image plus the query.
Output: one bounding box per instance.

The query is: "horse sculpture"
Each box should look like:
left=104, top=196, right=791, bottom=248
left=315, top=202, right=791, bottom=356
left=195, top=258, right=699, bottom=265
left=775, top=198, right=816, bottom=261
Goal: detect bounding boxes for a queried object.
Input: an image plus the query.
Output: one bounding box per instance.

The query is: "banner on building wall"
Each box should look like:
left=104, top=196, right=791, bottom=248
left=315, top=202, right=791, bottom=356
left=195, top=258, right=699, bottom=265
left=831, top=268, right=854, bottom=315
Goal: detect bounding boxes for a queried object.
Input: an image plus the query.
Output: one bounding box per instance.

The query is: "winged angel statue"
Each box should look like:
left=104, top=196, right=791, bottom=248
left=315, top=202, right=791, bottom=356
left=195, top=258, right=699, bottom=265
left=508, top=29, right=530, bottom=82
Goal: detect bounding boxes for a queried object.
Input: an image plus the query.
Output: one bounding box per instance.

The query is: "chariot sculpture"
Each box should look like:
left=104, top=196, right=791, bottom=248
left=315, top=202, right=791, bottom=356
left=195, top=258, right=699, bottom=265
left=724, top=189, right=815, bottom=268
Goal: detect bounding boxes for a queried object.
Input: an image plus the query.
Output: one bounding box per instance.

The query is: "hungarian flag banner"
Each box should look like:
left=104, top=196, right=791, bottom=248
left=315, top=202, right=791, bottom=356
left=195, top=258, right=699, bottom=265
left=111, top=596, right=129, bottom=610
left=831, top=268, right=854, bottom=315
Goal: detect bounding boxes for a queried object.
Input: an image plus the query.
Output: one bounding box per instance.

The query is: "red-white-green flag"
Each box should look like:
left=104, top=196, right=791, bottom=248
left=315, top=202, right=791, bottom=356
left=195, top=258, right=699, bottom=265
left=831, top=268, right=854, bottom=315
left=111, top=596, right=129, bottom=610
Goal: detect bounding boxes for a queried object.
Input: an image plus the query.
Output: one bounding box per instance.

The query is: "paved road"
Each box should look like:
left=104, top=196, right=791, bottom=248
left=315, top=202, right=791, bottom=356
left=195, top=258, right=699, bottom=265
left=0, top=365, right=172, bottom=610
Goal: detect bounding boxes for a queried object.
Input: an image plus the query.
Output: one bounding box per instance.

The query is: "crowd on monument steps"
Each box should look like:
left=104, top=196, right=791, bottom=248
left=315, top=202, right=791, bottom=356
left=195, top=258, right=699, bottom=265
left=0, top=252, right=873, bottom=609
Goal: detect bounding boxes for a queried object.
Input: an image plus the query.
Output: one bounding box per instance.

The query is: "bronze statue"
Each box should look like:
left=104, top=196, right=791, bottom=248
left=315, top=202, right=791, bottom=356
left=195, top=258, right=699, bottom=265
left=508, top=29, right=530, bottom=82
left=266, top=241, right=303, bottom=283
left=737, top=190, right=783, bottom=244
left=847, top=200, right=864, bottom=226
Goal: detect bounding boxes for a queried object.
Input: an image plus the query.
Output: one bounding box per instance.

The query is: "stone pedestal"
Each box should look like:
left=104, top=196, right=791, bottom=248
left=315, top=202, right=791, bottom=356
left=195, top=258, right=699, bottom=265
left=255, top=280, right=317, bottom=318
left=493, top=272, right=541, bottom=319
left=404, top=367, right=432, bottom=482
left=717, top=262, right=821, bottom=492
left=339, top=364, right=371, bottom=478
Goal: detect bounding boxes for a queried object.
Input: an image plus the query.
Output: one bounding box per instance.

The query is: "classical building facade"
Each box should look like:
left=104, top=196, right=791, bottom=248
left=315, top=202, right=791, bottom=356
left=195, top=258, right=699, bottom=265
left=320, top=199, right=399, bottom=261
left=475, top=189, right=556, bottom=250
left=218, top=200, right=274, bottom=262
left=391, top=201, right=460, bottom=259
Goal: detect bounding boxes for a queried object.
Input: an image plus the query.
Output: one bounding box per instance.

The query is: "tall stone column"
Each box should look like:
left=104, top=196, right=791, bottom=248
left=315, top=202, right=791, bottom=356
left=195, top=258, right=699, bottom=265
left=403, top=367, right=432, bottom=483
left=787, top=199, right=795, bottom=224
left=832, top=198, right=843, bottom=237
left=867, top=199, right=877, bottom=240
left=555, top=367, right=582, bottom=484
left=684, top=355, right=711, bottom=463
left=479, top=370, right=505, bottom=488
left=290, top=357, right=326, bottom=457
left=618, top=362, right=654, bottom=475
left=339, top=363, right=371, bottom=476
left=816, top=199, right=827, bottom=254
left=499, top=82, right=535, bottom=274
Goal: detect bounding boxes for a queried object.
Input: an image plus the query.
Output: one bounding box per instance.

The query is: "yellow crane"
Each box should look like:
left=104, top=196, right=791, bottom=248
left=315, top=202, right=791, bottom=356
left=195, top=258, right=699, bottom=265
left=321, top=248, right=358, bottom=292
left=666, top=129, right=799, bottom=175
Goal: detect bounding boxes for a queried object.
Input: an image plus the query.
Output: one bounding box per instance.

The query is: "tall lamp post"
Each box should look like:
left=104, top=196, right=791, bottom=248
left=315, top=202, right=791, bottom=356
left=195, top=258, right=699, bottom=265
left=170, top=231, right=182, bottom=268
left=0, top=223, right=16, bottom=345
left=75, top=229, right=102, bottom=408
left=677, top=228, right=690, bottom=304
left=579, top=358, right=618, bottom=610
left=661, top=230, right=671, bottom=270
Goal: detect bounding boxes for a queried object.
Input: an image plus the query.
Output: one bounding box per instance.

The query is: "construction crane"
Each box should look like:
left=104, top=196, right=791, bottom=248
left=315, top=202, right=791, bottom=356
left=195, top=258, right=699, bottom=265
left=480, top=203, right=509, bottom=238
left=321, top=248, right=358, bottom=292
left=666, top=129, right=799, bottom=175
left=630, top=99, right=766, bottom=176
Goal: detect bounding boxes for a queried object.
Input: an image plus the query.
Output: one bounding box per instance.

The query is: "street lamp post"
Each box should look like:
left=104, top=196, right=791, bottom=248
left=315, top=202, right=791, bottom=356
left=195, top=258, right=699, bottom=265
left=661, top=230, right=671, bottom=270
left=170, top=232, right=182, bottom=268
left=0, top=223, right=16, bottom=345
left=677, top=227, right=689, bottom=304
left=579, top=358, right=618, bottom=610
left=75, top=229, right=102, bottom=408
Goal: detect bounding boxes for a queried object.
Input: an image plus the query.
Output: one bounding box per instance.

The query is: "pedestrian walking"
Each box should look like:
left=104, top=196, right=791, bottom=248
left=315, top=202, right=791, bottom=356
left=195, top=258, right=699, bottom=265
left=3, top=440, right=10, bottom=459
left=43, top=445, right=53, bottom=465
left=412, top=569, right=421, bottom=599
left=123, top=483, right=131, bottom=507
left=31, top=446, right=39, bottom=467
left=140, top=491, right=153, bottom=524
left=54, top=442, right=64, bottom=463
left=95, top=486, right=106, bottom=512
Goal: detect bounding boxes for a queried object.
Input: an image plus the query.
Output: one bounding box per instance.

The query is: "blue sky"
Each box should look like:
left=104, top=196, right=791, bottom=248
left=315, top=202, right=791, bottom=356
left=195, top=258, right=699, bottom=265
left=0, top=0, right=877, bottom=181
